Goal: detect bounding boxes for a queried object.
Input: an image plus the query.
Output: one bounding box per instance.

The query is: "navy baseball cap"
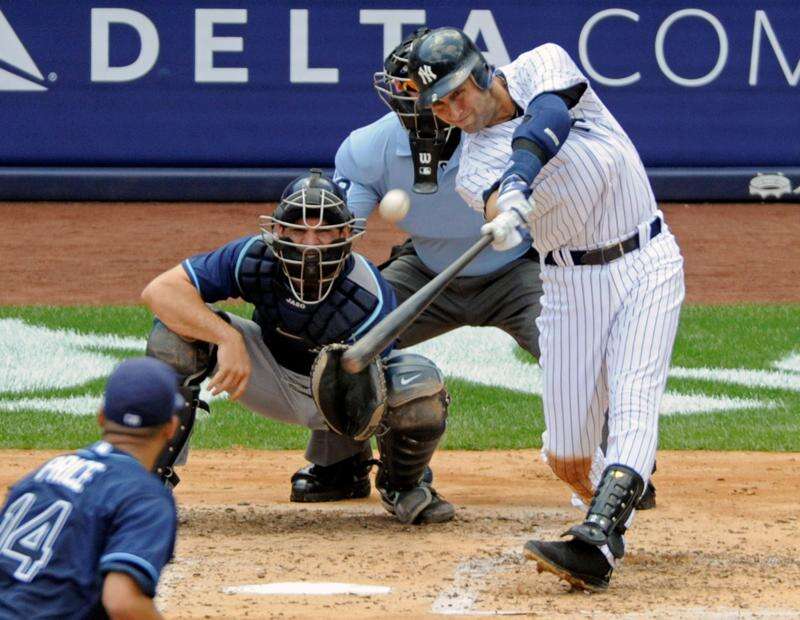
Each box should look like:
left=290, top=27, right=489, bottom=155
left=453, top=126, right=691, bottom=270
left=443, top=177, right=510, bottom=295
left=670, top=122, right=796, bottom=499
left=103, top=357, right=185, bottom=428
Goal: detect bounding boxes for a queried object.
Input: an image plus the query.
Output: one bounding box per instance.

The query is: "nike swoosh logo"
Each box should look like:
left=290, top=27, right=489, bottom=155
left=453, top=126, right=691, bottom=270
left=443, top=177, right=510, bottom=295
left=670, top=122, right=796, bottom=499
left=399, top=373, right=422, bottom=386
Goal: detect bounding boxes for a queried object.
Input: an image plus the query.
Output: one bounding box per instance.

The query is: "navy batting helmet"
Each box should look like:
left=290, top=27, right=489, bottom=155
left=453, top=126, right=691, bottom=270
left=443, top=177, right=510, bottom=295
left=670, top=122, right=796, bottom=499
left=260, top=169, right=365, bottom=304
left=406, top=28, right=492, bottom=107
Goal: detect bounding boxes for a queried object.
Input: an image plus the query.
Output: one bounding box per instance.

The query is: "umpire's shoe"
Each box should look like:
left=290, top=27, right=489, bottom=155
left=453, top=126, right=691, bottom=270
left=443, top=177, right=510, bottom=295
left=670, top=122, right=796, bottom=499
left=290, top=453, right=374, bottom=503
left=636, top=461, right=658, bottom=510
left=636, top=480, right=657, bottom=510
left=523, top=539, right=613, bottom=592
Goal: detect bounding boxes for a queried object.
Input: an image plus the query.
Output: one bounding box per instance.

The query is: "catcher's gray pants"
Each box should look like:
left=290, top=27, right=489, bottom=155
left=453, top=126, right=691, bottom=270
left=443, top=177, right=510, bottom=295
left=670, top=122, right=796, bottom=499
left=224, top=312, right=366, bottom=466
left=306, top=252, right=543, bottom=466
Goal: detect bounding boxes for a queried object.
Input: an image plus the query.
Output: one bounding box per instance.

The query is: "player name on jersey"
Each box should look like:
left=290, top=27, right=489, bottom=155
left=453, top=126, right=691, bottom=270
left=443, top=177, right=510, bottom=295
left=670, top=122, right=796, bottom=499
left=34, top=455, right=107, bottom=493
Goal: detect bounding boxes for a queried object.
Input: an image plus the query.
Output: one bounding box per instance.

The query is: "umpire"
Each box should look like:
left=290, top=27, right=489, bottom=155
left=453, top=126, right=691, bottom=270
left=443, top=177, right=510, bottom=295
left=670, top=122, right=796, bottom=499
left=0, top=358, right=181, bottom=620
left=291, top=28, right=542, bottom=502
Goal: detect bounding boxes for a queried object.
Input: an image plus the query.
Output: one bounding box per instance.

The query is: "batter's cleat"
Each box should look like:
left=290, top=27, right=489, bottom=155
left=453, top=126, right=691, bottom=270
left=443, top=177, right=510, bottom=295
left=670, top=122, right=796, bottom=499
left=290, top=454, right=374, bottom=503
left=378, top=481, right=454, bottom=525
left=523, top=539, right=613, bottom=592
left=636, top=480, right=657, bottom=510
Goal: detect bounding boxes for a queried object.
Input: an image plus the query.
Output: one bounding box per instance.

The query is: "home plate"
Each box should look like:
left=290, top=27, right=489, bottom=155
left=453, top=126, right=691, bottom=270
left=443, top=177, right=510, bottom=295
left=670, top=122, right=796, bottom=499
left=223, top=582, right=391, bottom=596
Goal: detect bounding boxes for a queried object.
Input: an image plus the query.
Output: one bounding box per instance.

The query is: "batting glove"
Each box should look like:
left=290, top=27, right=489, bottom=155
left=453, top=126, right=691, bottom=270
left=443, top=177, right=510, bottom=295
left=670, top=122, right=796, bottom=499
left=481, top=174, right=533, bottom=251
left=481, top=209, right=527, bottom=251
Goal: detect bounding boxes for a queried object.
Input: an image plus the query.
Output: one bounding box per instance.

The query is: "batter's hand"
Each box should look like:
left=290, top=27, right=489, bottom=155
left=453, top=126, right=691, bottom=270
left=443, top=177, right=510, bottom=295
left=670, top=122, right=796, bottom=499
left=481, top=209, right=526, bottom=251
left=207, top=332, right=251, bottom=401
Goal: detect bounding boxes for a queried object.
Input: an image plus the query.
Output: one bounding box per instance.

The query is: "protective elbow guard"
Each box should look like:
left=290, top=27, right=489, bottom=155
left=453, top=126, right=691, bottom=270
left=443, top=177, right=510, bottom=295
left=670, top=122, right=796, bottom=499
left=505, top=93, right=571, bottom=184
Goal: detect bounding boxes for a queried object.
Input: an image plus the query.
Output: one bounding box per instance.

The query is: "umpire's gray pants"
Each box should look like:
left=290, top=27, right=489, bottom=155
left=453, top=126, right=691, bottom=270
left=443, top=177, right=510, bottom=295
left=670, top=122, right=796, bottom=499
left=305, top=251, right=543, bottom=467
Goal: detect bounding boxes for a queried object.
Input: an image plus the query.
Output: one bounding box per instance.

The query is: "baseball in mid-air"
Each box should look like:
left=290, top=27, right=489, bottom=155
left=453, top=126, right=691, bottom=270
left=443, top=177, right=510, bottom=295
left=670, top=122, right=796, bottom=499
left=379, top=189, right=411, bottom=223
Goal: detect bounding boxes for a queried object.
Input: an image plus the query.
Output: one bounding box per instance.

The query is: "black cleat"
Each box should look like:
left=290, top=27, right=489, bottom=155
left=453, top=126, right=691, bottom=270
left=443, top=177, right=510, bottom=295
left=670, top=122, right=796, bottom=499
left=377, top=468, right=453, bottom=524
left=523, top=539, right=613, bottom=592
left=636, top=480, right=657, bottom=510
left=290, top=454, right=374, bottom=503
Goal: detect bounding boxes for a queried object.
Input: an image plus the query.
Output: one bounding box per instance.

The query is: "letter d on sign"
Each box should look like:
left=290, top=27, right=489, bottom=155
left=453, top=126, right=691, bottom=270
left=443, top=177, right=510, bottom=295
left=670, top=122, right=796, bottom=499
left=91, top=9, right=159, bottom=82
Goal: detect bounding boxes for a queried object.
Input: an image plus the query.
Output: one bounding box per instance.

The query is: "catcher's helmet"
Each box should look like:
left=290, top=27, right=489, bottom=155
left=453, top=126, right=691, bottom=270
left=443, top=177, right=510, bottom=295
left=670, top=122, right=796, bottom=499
left=373, top=27, right=460, bottom=193
left=260, top=169, right=365, bottom=304
left=407, top=27, right=492, bottom=107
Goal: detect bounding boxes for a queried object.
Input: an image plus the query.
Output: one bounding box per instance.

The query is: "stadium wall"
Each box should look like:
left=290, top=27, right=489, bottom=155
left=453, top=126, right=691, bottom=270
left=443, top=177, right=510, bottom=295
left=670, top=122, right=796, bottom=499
left=1, top=2, right=798, bottom=202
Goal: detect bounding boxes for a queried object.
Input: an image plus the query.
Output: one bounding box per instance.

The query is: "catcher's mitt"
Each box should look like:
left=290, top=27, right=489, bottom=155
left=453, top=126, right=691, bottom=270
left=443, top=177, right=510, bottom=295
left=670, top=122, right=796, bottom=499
left=310, top=344, right=387, bottom=441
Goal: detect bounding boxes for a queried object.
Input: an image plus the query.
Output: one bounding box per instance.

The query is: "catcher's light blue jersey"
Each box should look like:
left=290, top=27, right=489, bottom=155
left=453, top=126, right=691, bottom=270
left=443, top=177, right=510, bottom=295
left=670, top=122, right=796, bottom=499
left=0, top=441, right=176, bottom=618
left=335, top=113, right=532, bottom=277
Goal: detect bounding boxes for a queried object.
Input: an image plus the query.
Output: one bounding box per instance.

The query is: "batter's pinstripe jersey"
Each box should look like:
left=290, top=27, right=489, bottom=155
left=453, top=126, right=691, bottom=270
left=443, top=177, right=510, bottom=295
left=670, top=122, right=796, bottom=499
left=456, top=43, right=657, bottom=254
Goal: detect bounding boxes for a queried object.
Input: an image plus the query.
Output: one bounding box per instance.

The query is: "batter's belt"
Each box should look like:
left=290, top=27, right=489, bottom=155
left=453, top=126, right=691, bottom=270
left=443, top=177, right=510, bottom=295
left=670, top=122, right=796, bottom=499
left=544, top=216, right=662, bottom=267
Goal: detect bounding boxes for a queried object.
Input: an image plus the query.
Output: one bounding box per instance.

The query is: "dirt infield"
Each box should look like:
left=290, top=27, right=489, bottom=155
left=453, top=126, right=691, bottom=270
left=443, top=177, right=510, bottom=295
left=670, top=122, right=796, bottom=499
left=2, top=200, right=799, bottom=617
left=2, top=449, right=799, bottom=618
left=1, top=201, right=798, bottom=305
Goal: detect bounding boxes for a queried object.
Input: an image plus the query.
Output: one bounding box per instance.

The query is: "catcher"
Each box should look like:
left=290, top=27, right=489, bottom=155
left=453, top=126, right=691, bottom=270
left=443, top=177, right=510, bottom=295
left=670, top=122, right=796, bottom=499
left=141, top=169, right=454, bottom=524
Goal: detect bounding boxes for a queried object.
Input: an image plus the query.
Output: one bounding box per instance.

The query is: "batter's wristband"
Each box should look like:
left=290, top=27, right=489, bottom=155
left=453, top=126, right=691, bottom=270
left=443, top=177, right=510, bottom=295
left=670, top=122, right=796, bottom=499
left=504, top=148, right=542, bottom=186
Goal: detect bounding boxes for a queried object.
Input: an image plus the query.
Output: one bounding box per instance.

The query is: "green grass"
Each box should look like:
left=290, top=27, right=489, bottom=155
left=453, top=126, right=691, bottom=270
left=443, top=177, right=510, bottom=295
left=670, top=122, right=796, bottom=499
left=1, top=304, right=798, bottom=451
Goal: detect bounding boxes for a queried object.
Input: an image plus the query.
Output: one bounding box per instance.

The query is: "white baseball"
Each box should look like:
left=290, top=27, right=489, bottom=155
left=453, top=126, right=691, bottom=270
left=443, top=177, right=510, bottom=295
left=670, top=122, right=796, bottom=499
left=379, top=189, right=411, bottom=223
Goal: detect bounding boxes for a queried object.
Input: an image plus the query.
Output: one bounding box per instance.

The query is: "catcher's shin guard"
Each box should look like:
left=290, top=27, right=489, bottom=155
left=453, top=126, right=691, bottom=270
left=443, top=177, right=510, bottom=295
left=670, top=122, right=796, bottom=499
left=566, top=464, right=644, bottom=558
left=375, top=354, right=450, bottom=522
left=146, top=316, right=220, bottom=487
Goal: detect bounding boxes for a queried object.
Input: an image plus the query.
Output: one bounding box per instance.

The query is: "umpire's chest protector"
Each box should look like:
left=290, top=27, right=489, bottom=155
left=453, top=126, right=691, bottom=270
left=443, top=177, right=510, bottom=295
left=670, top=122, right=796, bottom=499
left=236, top=241, right=381, bottom=373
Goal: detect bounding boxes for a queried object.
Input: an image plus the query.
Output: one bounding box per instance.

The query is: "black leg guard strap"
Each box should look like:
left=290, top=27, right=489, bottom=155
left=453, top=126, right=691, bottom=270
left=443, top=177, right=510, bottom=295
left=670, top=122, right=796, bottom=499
left=566, top=464, right=644, bottom=558
left=153, top=385, right=202, bottom=488
left=146, top=314, right=225, bottom=487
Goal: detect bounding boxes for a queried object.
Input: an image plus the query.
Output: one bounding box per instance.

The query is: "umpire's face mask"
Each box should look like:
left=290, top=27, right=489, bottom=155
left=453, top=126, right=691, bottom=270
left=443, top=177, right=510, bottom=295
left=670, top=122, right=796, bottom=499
left=374, top=71, right=459, bottom=194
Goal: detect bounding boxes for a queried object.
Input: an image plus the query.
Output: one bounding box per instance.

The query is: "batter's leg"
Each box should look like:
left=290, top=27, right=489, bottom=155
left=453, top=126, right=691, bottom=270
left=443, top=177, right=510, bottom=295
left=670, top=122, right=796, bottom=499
left=537, top=262, right=610, bottom=504
left=604, top=232, right=684, bottom=482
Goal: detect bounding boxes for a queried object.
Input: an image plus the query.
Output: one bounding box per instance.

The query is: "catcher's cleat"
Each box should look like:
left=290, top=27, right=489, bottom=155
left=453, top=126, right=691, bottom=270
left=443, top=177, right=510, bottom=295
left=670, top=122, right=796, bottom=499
left=378, top=478, right=454, bottom=524
left=290, top=453, right=375, bottom=503
left=523, top=539, right=613, bottom=592
left=636, top=480, right=657, bottom=510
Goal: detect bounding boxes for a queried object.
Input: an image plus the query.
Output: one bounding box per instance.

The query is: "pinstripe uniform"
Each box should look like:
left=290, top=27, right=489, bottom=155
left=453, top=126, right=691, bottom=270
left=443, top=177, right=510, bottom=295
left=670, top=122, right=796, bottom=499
left=457, top=44, right=685, bottom=503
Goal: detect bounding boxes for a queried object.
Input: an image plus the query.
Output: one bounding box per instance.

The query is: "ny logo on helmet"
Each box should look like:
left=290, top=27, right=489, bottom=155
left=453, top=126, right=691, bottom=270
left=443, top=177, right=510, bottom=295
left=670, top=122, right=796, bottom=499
left=418, top=65, right=437, bottom=85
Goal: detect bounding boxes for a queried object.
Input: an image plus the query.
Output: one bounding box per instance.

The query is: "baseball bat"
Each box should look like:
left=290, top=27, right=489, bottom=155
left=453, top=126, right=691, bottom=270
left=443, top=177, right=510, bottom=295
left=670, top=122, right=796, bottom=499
left=341, top=233, right=493, bottom=374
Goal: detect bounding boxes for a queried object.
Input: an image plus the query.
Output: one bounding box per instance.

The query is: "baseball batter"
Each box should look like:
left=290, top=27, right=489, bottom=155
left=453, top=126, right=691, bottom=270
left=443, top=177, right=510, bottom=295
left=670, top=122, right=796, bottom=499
left=293, top=29, right=544, bottom=504
left=141, top=170, right=454, bottom=524
left=0, top=358, right=180, bottom=619
left=408, top=28, right=685, bottom=589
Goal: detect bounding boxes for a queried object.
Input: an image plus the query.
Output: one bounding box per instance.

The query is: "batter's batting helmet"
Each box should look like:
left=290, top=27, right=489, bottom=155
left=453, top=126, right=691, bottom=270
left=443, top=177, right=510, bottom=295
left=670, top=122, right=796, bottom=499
left=407, top=27, right=492, bottom=107
left=260, top=169, right=365, bottom=304
left=373, top=28, right=460, bottom=193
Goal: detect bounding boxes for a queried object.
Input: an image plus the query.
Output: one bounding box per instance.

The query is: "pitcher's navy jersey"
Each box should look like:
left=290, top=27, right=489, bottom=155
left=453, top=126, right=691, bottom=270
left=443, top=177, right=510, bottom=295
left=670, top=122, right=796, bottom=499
left=0, top=441, right=177, bottom=619
left=182, top=236, right=396, bottom=374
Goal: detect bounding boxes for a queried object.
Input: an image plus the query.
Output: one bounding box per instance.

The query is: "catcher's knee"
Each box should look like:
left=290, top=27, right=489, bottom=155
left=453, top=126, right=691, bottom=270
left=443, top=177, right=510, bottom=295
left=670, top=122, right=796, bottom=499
left=146, top=312, right=229, bottom=487
left=383, top=353, right=448, bottom=438
left=146, top=316, right=222, bottom=385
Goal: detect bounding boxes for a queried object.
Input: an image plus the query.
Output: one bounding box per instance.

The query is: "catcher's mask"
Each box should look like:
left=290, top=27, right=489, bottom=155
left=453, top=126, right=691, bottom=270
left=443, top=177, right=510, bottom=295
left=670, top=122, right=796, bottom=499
left=373, top=27, right=460, bottom=194
left=260, top=169, right=365, bottom=304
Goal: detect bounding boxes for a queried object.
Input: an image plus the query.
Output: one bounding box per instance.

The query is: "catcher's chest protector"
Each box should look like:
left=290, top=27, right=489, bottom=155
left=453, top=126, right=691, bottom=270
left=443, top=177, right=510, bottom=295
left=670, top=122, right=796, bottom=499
left=237, top=241, right=380, bottom=373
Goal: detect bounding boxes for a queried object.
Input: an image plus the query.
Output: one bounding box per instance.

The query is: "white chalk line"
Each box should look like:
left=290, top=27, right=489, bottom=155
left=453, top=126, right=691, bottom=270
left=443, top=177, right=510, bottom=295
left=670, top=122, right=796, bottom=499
left=1, top=319, right=796, bottom=418
left=223, top=582, right=390, bottom=596
left=431, top=550, right=529, bottom=616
